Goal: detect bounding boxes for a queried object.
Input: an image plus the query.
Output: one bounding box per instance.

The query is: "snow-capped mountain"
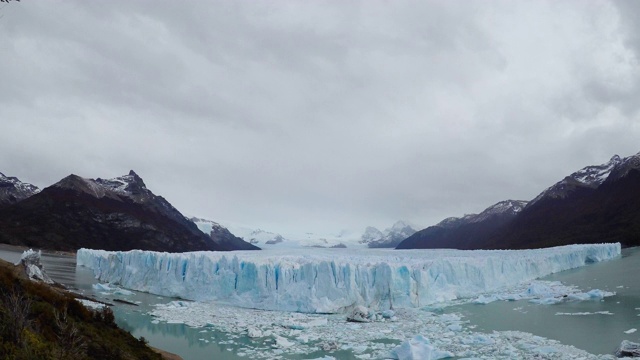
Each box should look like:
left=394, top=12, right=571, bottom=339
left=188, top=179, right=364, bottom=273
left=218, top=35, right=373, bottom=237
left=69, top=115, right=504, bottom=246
left=198, top=219, right=359, bottom=249
left=360, top=226, right=385, bottom=244
left=397, top=200, right=528, bottom=250
left=603, top=151, right=640, bottom=183
left=189, top=217, right=261, bottom=250
left=435, top=200, right=528, bottom=228
left=0, top=170, right=258, bottom=252
left=401, top=150, right=640, bottom=250
left=193, top=219, right=290, bottom=247
left=489, top=151, right=640, bottom=249
left=529, top=155, right=624, bottom=206
left=360, top=221, right=417, bottom=248
left=0, top=172, right=40, bottom=206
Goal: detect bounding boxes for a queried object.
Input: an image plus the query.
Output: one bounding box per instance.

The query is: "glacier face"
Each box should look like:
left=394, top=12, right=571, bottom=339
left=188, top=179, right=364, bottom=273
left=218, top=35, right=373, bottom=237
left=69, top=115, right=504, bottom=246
left=77, top=243, right=620, bottom=314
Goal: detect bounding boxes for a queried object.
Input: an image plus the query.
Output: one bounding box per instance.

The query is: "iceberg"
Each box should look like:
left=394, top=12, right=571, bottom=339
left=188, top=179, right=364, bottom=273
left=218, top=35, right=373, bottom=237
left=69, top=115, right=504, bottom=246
left=390, top=335, right=453, bottom=360
left=77, top=243, right=620, bottom=313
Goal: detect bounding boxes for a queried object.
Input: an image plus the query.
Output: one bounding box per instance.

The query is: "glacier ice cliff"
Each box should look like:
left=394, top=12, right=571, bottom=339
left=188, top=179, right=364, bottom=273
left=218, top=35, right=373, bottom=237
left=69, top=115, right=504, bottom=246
left=77, top=243, right=620, bottom=313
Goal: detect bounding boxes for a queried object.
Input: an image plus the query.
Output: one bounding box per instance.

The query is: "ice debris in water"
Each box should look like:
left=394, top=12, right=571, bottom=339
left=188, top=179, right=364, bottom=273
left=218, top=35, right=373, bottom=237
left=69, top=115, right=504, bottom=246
left=148, top=300, right=612, bottom=360
left=555, top=311, right=613, bottom=316
left=77, top=243, right=621, bottom=314
left=472, top=280, right=615, bottom=305
left=78, top=244, right=622, bottom=359
left=92, top=283, right=135, bottom=296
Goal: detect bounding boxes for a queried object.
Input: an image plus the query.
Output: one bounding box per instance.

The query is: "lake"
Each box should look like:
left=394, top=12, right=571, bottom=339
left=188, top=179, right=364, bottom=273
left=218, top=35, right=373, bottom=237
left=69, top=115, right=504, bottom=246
left=1, top=245, right=638, bottom=359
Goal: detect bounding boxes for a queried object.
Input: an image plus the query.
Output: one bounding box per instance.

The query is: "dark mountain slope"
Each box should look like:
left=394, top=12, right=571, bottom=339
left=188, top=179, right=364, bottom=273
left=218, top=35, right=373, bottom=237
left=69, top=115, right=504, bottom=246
left=396, top=200, right=527, bottom=250
left=189, top=217, right=261, bottom=251
left=0, top=171, right=258, bottom=252
left=399, top=152, right=640, bottom=250
left=485, top=168, right=640, bottom=249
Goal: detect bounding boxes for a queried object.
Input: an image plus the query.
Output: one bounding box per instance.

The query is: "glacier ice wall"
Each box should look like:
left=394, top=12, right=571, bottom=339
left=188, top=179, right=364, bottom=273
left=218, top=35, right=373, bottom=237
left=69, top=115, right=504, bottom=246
left=77, top=244, right=620, bottom=313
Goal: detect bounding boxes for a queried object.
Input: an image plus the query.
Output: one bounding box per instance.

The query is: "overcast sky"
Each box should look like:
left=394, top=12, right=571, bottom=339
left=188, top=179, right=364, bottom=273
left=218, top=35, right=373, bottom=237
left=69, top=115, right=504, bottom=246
left=1, top=1, right=639, bottom=236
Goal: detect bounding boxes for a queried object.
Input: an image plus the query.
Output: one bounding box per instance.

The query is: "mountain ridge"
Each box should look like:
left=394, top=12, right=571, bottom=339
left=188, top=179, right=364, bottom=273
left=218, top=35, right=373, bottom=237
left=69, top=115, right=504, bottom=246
left=398, top=151, right=640, bottom=250
left=0, top=171, right=257, bottom=252
left=360, top=221, right=417, bottom=248
left=0, top=171, right=40, bottom=206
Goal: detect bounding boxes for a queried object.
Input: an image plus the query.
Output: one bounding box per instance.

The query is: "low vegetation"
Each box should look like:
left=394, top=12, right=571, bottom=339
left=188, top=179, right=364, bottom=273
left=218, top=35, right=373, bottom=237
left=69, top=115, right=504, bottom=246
left=0, top=259, right=162, bottom=360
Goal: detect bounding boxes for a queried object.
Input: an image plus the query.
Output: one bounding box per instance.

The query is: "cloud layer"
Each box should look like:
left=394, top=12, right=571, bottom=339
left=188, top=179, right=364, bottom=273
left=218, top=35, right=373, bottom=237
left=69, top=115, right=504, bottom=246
left=1, top=1, right=639, bottom=235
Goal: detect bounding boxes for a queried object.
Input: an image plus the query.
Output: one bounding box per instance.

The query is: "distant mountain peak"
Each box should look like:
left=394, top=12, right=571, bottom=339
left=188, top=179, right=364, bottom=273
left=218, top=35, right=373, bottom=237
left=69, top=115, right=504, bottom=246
left=360, top=221, right=417, bottom=248
left=53, top=174, right=109, bottom=198
left=96, top=171, right=148, bottom=197
left=0, top=172, right=41, bottom=206
left=529, top=152, right=638, bottom=206
left=605, top=152, right=640, bottom=184
left=189, top=217, right=261, bottom=250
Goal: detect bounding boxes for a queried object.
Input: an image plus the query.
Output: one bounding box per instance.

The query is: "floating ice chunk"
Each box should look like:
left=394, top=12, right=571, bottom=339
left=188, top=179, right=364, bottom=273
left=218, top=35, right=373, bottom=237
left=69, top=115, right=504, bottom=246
left=567, top=289, right=615, bottom=301
left=282, top=317, right=327, bottom=329
left=93, top=283, right=112, bottom=291
left=247, top=327, right=263, bottom=338
left=555, top=311, right=613, bottom=316
left=390, top=335, right=453, bottom=360
left=472, top=294, right=499, bottom=304
left=113, top=288, right=134, bottom=296
left=615, top=340, right=640, bottom=357
left=273, top=335, right=294, bottom=348
left=347, top=306, right=374, bottom=323
left=525, top=282, right=555, bottom=296
left=460, top=334, right=495, bottom=345
left=529, top=297, right=562, bottom=305
left=624, top=328, right=637, bottom=334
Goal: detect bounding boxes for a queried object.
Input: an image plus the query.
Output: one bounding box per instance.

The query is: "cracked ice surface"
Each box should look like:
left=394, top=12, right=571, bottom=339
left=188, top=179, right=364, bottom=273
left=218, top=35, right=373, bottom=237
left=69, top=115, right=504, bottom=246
left=77, top=243, right=620, bottom=313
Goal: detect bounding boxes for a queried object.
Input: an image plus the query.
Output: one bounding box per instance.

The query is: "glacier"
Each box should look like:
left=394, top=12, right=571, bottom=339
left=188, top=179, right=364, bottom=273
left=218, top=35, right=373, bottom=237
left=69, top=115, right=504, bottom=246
left=76, top=243, right=620, bottom=313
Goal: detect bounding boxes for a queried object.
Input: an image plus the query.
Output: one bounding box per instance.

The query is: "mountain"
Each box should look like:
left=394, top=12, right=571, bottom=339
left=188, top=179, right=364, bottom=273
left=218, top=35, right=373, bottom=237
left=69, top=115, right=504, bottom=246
left=484, top=152, right=640, bottom=249
left=398, top=151, right=640, bottom=250
left=189, top=217, right=261, bottom=250
left=528, top=155, right=622, bottom=206
left=0, top=172, right=40, bottom=206
left=0, top=170, right=258, bottom=252
left=200, top=220, right=359, bottom=248
left=192, top=219, right=290, bottom=247
left=396, top=200, right=527, bottom=250
left=360, top=221, right=417, bottom=248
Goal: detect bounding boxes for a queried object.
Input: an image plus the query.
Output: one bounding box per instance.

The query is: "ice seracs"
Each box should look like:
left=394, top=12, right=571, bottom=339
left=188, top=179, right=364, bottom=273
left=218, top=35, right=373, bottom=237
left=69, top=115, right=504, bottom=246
left=77, top=243, right=621, bottom=314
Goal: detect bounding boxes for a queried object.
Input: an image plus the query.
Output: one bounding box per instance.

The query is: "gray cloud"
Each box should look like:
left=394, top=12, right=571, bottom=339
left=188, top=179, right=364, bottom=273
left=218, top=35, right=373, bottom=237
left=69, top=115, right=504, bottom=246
left=1, top=1, right=639, bottom=236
